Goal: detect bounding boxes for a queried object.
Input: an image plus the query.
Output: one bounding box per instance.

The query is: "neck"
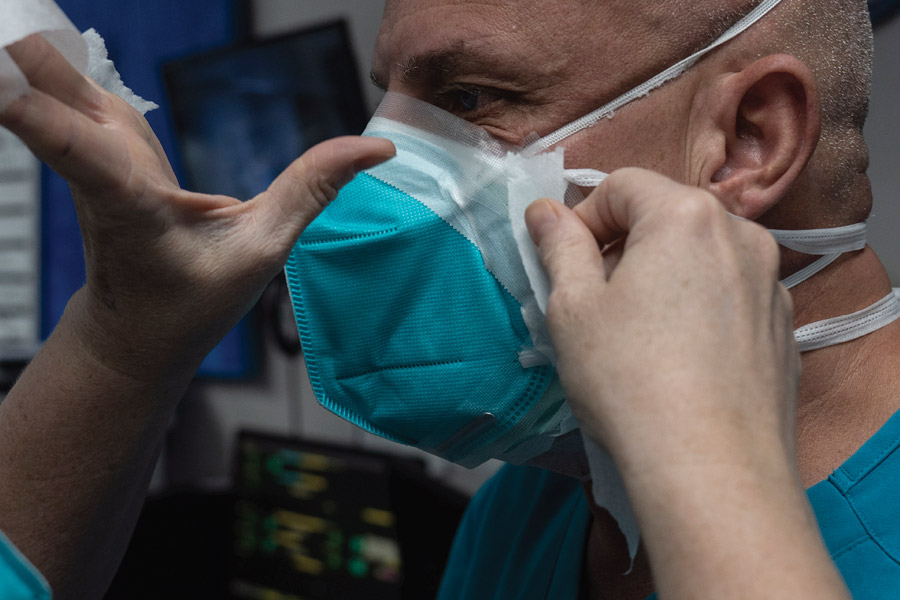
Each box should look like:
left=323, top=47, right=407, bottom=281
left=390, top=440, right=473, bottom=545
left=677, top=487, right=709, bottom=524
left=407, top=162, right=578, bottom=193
left=789, top=246, right=900, bottom=487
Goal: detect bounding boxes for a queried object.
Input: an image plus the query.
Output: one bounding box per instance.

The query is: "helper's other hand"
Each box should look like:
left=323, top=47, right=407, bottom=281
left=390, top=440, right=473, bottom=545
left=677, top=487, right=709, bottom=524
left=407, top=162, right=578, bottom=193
left=0, top=34, right=394, bottom=383
left=524, top=167, right=801, bottom=475
left=523, top=169, right=853, bottom=599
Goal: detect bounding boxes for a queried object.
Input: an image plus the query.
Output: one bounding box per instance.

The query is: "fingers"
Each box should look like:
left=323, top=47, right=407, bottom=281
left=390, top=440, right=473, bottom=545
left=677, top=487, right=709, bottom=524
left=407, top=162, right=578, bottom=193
left=524, top=198, right=608, bottom=293
left=0, top=85, right=128, bottom=183
left=251, top=136, right=396, bottom=244
left=0, top=35, right=133, bottom=183
left=574, top=167, right=722, bottom=246
left=5, top=34, right=105, bottom=116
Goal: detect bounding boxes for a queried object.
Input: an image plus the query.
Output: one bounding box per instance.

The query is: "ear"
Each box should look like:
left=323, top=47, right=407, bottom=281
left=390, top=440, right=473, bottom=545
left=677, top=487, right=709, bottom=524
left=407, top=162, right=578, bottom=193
left=693, top=54, right=821, bottom=219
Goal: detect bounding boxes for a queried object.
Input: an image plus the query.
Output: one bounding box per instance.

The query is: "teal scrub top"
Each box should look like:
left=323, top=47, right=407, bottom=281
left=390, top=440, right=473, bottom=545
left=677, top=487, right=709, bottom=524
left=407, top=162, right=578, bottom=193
left=0, top=531, right=51, bottom=599
left=437, top=409, right=900, bottom=599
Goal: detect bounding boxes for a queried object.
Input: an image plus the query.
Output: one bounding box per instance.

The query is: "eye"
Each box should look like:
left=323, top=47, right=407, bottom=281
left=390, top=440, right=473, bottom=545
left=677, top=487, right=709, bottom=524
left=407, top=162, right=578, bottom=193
left=438, top=86, right=499, bottom=114
left=453, top=88, right=483, bottom=111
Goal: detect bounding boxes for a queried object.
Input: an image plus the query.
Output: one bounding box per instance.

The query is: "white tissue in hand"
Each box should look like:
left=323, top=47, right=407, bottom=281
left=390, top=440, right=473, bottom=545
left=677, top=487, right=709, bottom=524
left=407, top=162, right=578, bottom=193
left=0, top=0, right=87, bottom=112
left=583, top=436, right=641, bottom=567
left=0, top=0, right=157, bottom=115
left=506, top=148, right=565, bottom=367
left=506, top=148, right=642, bottom=566
left=506, top=148, right=564, bottom=315
left=82, top=29, right=158, bottom=115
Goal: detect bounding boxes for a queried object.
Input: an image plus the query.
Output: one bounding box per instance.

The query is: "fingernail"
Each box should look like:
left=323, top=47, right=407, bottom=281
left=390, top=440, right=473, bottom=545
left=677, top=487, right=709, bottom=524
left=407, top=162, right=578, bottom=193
left=526, top=199, right=558, bottom=246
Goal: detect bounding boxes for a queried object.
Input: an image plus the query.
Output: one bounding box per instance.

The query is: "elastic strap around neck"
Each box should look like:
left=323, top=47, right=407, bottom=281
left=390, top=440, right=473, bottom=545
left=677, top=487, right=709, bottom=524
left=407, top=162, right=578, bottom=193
left=794, top=290, right=900, bottom=352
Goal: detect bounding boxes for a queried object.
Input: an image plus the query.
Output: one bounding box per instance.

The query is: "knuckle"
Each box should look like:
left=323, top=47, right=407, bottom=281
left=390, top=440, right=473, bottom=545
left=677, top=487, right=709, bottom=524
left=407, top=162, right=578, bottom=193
left=778, top=284, right=795, bottom=313
left=54, top=115, right=85, bottom=167
left=292, top=155, right=341, bottom=211
left=742, top=222, right=782, bottom=276
left=668, top=190, right=721, bottom=227
left=304, top=176, right=340, bottom=210
left=83, top=84, right=115, bottom=119
left=0, top=97, right=26, bottom=130
left=541, top=233, right=576, bottom=266
left=601, top=168, right=643, bottom=205
left=604, top=167, right=646, bottom=189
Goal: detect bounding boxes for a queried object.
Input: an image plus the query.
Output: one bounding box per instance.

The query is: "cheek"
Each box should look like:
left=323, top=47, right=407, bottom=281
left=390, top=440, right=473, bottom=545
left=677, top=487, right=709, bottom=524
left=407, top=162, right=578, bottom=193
left=558, top=98, right=690, bottom=182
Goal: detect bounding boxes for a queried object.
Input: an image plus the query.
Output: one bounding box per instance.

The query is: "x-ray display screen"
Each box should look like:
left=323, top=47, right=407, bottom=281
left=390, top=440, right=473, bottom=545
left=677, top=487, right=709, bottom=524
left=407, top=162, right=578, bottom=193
left=164, top=21, right=369, bottom=201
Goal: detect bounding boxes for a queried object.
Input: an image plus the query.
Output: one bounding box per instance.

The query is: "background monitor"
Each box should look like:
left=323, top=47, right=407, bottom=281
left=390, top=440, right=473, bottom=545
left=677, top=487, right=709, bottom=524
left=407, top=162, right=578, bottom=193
left=231, top=432, right=468, bottom=600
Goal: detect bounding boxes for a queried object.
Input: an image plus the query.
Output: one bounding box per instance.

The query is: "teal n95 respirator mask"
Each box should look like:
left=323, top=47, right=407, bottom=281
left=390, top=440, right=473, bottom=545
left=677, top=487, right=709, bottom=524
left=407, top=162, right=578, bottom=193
left=285, top=91, right=585, bottom=469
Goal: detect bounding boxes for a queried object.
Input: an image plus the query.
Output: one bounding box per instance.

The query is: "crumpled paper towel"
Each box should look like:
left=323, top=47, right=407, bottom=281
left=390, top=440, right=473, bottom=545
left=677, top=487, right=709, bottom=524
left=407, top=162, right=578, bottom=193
left=507, top=148, right=641, bottom=566
left=0, top=0, right=157, bottom=114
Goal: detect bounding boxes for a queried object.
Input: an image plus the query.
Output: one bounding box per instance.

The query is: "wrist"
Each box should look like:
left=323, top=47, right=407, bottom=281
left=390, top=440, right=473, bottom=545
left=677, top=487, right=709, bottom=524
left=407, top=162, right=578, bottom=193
left=62, top=286, right=210, bottom=386
left=615, top=425, right=802, bottom=519
left=616, top=442, right=848, bottom=598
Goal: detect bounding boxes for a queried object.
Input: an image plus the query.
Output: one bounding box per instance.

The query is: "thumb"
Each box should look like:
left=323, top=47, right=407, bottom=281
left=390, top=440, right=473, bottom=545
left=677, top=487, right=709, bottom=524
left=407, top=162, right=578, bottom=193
left=251, top=135, right=396, bottom=243
left=525, top=198, right=608, bottom=293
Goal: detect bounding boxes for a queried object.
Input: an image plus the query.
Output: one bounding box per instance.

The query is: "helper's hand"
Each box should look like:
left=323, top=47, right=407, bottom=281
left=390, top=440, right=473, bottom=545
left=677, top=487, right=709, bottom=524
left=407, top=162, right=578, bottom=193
left=0, top=35, right=394, bottom=382
left=525, top=167, right=799, bottom=470
left=524, top=169, right=852, bottom=600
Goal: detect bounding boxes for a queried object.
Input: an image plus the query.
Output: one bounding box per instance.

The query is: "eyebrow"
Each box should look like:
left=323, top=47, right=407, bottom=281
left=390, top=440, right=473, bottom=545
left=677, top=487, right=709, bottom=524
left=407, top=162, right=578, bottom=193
left=370, top=41, right=532, bottom=92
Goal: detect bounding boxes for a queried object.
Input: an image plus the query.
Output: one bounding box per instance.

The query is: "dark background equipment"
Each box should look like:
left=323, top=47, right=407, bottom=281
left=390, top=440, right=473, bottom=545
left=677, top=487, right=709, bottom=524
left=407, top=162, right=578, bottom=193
left=104, top=433, right=469, bottom=600
left=869, top=0, right=900, bottom=24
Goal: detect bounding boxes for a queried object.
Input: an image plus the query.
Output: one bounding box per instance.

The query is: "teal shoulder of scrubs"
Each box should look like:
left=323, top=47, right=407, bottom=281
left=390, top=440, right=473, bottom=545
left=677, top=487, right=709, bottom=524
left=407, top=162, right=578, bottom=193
left=0, top=531, right=51, bottom=599
left=437, top=409, right=900, bottom=599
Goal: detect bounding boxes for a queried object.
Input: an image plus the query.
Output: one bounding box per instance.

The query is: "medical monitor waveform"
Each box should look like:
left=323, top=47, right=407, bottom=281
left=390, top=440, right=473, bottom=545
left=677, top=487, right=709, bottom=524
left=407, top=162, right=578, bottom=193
left=231, top=434, right=405, bottom=600
left=162, top=20, right=369, bottom=377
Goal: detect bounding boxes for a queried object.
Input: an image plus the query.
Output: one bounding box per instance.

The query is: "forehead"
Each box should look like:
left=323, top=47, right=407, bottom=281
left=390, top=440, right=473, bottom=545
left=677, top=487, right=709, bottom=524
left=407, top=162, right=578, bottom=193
left=375, top=1, right=592, bottom=80
left=373, top=0, right=716, bottom=101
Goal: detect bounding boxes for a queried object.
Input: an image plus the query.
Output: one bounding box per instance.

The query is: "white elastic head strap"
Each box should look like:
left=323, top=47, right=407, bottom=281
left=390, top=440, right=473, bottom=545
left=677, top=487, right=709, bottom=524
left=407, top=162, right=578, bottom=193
left=794, top=289, right=900, bottom=352
left=525, top=0, right=784, bottom=154
left=564, top=169, right=608, bottom=187
left=769, top=223, right=868, bottom=289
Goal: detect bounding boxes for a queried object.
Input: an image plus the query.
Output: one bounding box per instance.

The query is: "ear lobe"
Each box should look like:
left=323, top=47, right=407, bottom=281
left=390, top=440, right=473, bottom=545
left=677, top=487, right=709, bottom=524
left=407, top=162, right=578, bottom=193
left=702, top=54, right=821, bottom=219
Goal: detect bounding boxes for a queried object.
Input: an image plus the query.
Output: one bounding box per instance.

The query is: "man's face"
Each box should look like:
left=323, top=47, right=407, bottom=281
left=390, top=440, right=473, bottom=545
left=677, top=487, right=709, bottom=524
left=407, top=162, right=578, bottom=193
left=372, top=0, right=707, bottom=183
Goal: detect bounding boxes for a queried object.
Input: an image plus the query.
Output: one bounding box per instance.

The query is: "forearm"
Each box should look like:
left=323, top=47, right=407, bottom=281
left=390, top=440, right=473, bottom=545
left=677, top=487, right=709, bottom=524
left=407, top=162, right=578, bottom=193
left=0, top=288, right=198, bottom=599
left=619, top=432, right=850, bottom=600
